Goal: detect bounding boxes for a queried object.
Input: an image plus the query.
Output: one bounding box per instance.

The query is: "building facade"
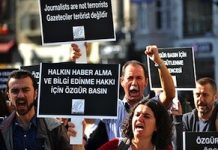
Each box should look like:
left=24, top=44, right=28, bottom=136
left=131, top=0, right=218, bottom=84
left=3, top=0, right=218, bottom=85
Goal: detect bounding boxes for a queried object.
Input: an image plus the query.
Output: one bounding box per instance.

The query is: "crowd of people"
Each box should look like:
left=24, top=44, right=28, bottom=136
left=0, top=69, right=85, bottom=150
left=0, top=43, right=217, bottom=150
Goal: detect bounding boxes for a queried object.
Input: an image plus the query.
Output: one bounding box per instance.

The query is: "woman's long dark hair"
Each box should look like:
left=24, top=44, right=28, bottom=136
left=122, top=98, right=172, bottom=149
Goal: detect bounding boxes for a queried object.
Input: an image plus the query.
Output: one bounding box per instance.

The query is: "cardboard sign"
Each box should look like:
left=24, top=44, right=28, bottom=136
left=148, top=47, right=196, bottom=90
left=0, top=68, right=18, bottom=91
left=37, top=62, right=120, bottom=118
left=183, top=131, right=218, bottom=150
left=38, top=0, right=115, bottom=45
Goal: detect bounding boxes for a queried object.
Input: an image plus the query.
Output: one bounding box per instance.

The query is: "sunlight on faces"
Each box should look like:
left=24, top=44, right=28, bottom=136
left=7, top=77, right=37, bottom=116
left=194, top=83, right=217, bottom=117
left=121, top=64, right=148, bottom=104
left=132, top=104, right=157, bottom=139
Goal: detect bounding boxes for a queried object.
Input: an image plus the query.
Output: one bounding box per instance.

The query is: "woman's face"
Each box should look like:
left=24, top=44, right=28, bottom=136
left=132, top=104, right=157, bottom=139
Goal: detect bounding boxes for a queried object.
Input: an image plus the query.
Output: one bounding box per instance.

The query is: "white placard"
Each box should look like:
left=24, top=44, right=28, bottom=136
left=70, top=117, right=83, bottom=145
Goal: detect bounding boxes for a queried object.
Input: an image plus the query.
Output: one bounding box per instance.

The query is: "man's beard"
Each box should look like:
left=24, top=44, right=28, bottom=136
left=16, top=98, right=36, bottom=116
left=198, top=104, right=213, bottom=117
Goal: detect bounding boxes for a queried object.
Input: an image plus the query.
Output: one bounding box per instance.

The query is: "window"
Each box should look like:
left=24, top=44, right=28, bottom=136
left=195, top=57, right=214, bottom=79
left=155, top=0, right=162, bottom=29
left=183, top=0, right=212, bottom=37
left=155, top=0, right=171, bottom=30
left=139, top=4, right=147, bottom=30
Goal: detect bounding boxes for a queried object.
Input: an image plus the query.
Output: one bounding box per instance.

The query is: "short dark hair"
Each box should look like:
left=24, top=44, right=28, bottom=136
left=121, top=60, right=148, bottom=78
left=197, top=77, right=217, bottom=94
left=122, top=98, right=172, bottom=149
left=6, top=69, right=38, bottom=92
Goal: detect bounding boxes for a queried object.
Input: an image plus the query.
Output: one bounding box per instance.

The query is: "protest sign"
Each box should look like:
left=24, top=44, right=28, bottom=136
left=38, top=0, right=115, bottom=45
left=0, top=68, right=17, bottom=91
left=37, top=62, right=120, bottom=119
left=148, top=47, right=196, bottom=90
left=183, top=131, right=218, bottom=150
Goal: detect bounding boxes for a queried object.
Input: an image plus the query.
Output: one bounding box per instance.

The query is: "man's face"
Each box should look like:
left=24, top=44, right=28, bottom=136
left=7, top=77, right=37, bottom=116
left=121, top=64, right=148, bottom=105
left=193, top=83, right=217, bottom=118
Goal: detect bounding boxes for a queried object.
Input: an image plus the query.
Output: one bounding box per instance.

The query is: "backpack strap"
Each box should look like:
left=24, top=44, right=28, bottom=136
left=117, top=138, right=131, bottom=150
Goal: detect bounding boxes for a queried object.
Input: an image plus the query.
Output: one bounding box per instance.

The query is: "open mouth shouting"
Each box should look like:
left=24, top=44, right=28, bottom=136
left=135, top=122, right=144, bottom=131
left=15, top=98, right=28, bottom=115
left=129, top=86, right=140, bottom=98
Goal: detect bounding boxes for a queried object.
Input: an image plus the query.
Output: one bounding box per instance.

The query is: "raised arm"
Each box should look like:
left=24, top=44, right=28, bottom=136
left=145, top=45, right=175, bottom=108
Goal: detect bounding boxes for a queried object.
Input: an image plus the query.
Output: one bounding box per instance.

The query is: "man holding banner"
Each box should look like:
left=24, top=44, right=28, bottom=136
left=0, top=70, right=85, bottom=150
left=69, top=44, right=175, bottom=149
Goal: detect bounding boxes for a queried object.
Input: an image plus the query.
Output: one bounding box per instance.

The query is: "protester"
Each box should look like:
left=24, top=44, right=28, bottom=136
left=173, top=77, right=218, bottom=150
left=0, top=69, right=84, bottom=150
left=68, top=43, right=175, bottom=149
left=184, top=77, right=218, bottom=130
left=98, top=98, right=173, bottom=150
